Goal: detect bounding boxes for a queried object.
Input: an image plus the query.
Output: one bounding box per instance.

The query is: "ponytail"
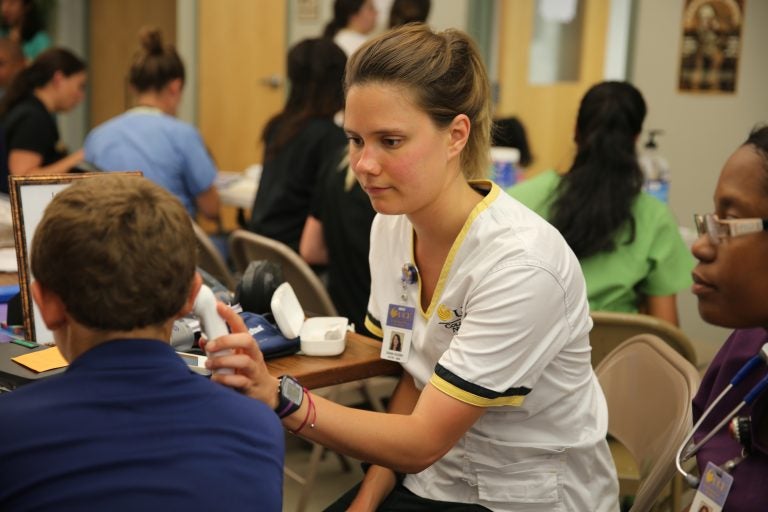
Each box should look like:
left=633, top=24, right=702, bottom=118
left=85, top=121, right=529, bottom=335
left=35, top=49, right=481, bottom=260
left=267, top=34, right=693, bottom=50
left=0, top=66, right=33, bottom=116
left=262, top=38, right=346, bottom=160
left=323, top=19, right=344, bottom=38
left=346, top=25, right=492, bottom=180
left=550, top=81, right=646, bottom=259
left=323, top=0, right=365, bottom=38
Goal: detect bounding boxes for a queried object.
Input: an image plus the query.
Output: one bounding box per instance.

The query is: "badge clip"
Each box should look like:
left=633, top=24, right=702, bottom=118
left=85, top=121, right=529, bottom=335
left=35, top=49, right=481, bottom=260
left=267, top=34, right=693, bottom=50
left=400, top=263, right=418, bottom=301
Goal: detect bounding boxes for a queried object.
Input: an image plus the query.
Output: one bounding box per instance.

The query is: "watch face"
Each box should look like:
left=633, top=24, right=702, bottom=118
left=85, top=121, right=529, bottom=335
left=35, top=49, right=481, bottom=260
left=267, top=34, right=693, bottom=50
left=283, top=377, right=303, bottom=404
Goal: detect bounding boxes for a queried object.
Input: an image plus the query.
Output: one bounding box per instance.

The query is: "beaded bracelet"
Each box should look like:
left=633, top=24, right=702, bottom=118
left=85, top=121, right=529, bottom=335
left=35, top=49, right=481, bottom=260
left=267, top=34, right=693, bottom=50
left=289, top=387, right=316, bottom=435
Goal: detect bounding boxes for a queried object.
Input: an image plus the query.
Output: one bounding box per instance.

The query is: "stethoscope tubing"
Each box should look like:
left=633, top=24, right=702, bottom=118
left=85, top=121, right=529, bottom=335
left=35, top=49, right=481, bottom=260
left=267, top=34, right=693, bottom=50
left=675, top=350, right=768, bottom=485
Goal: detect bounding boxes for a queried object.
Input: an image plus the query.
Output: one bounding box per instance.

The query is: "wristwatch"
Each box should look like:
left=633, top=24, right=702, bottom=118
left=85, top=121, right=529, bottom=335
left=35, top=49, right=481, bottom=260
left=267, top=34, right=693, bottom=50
left=275, top=375, right=304, bottom=418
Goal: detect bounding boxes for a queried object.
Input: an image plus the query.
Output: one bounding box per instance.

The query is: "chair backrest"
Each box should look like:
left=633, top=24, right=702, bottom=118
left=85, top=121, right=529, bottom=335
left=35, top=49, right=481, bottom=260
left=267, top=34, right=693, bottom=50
left=192, top=222, right=236, bottom=291
left=228, top=229, right=337, bottom=317
left=590, top=311, right=697, bottom=368
left=596, top=334, right=700, bottom=512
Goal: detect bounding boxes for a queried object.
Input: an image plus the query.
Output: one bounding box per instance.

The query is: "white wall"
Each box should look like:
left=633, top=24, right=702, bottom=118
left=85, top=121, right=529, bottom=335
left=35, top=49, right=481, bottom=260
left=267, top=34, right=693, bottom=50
left=53, top=0, right=88, bottom=151
left=629, top=0, right=768, bottom=351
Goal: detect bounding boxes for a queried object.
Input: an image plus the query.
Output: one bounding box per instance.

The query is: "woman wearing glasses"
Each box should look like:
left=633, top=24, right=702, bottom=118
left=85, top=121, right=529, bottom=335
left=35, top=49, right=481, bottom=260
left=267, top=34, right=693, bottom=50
left=684, top=126, right=768, bottom=510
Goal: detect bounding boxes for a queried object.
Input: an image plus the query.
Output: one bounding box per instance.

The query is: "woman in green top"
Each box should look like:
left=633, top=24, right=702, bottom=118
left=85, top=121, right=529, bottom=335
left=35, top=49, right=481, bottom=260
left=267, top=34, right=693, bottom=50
left=509, top=81, right=693, bottom=325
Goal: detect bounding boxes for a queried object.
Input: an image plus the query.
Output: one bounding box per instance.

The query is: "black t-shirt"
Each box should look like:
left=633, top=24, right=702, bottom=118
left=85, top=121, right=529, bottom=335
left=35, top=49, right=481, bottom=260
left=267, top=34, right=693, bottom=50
left=249, top=117, right=347, bottom=252
left=310, top=147, right=376, bottom=334
left=0, top=95, right=65, bottom=193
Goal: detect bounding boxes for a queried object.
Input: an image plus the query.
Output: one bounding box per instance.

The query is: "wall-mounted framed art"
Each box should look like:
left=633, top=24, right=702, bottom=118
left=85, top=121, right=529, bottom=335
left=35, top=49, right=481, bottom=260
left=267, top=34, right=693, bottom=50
left=678, top=0, right=745, bottom=93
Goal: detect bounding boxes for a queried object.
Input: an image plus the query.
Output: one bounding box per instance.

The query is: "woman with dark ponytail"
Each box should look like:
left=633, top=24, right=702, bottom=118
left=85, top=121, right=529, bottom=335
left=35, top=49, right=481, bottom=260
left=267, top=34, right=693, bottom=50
left=510, top=81, right=693, bottom=324
left=0, top=47, right=86, bottom=192
left=323, top=0, right=377, bottom=56
left=84, top=28, right=219, bottom=220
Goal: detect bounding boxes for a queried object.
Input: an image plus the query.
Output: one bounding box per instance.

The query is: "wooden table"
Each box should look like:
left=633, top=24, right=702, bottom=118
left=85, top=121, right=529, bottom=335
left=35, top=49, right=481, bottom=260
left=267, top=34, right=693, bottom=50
left=0, top=267, right=400, bottom=389
left=0, top=269, right=401, bottom=388
left=267, top=332, right=401, bottom=389
left=1, top=331, right=401, bottom=391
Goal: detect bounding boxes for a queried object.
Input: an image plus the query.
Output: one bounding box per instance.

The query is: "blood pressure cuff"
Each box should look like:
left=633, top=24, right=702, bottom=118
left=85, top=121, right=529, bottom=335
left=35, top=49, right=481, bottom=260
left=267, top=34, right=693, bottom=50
left=240, top=311, right=300, bottom=359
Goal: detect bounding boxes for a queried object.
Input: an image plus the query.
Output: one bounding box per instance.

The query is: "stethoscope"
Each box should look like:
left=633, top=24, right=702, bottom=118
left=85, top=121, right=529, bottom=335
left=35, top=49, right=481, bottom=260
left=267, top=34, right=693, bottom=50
left=675, top=343, right=768, bottom=487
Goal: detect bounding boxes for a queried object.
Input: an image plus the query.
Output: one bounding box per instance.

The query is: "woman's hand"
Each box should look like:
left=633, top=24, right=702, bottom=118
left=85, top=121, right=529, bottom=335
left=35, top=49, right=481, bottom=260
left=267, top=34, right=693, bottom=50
left=204, top=302, right=280, bottom=409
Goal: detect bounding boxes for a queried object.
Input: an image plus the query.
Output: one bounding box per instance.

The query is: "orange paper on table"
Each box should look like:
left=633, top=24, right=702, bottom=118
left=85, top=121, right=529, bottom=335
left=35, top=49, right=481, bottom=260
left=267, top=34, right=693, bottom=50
left=12, top=346, right=69, bottom=373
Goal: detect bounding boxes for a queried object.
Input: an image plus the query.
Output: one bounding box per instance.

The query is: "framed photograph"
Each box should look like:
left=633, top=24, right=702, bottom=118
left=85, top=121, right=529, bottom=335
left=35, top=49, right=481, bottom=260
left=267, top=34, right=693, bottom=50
left=678, top=0, right=745, bottom=93
left=296, top=0, right=319, bottom=20
left=9, top=172, right=142, bottom=344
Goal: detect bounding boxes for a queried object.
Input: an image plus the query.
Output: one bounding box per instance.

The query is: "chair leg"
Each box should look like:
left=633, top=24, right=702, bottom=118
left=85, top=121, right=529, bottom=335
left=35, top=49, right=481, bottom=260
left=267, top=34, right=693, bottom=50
left=295, top=442, right=326, bottom=512
left=671, top=472, right=682, bottom=512
left=334, top=451, right=353, bottom=472
left=358, top=379, right=387, bottom=412
left=293, top=387, right=354, bottom=512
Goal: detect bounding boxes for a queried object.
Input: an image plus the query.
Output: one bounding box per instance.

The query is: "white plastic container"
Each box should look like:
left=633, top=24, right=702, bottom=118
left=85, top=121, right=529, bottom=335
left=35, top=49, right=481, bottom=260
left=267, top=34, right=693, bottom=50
left=489, top=146, right=521, bottom=188
left=271, top=282, right=348, bottom=356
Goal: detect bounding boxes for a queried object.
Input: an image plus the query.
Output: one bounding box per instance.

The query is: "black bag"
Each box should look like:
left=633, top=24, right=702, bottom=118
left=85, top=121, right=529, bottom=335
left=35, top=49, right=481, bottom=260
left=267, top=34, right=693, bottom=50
left=234, top=260, right=299, bottom=359
left=234, top=260, right=284, bottom=315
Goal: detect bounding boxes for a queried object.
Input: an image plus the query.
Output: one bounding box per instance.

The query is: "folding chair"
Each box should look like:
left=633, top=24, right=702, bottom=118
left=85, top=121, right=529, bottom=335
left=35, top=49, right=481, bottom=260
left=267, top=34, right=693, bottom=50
left=596, top=334, right=700, bottom=512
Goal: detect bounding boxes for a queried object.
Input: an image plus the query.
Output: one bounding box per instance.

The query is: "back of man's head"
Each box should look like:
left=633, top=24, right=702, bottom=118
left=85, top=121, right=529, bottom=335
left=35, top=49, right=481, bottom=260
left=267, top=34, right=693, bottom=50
left=31, top=175, right=197, bottom=331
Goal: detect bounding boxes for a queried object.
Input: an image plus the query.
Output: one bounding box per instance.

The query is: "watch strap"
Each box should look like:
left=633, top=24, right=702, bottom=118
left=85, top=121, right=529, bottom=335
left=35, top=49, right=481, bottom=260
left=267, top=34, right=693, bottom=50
left=275, top=375, right=303, bottom=419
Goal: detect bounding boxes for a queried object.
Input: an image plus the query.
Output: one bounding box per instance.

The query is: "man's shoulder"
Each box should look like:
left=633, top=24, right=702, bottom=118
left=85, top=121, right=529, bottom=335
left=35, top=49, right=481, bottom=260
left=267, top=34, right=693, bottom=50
left=0, top=374, right=70, bottom=429
left=200, top=379, right=282, bottom=428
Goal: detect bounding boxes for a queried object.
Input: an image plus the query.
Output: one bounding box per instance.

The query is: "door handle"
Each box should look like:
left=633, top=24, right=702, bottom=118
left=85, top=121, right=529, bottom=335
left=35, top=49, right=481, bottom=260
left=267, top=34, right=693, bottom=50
left=259, top=75, right=283, bottom=89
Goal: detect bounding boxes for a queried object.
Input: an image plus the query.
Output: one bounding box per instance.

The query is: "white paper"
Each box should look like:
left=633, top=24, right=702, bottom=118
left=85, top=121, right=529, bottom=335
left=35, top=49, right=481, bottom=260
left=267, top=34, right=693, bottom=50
left=0, top=247, right=17, bottom=272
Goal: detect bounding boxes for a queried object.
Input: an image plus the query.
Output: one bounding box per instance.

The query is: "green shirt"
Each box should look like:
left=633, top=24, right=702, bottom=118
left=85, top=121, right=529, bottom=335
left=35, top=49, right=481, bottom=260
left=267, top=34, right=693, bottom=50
left=509, top=170, right=694, bottom=313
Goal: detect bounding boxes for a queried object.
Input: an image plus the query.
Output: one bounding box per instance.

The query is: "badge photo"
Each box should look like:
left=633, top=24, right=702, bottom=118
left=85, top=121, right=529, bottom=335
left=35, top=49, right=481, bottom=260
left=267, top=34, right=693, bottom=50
left=381, top=304, right=415, bottom=363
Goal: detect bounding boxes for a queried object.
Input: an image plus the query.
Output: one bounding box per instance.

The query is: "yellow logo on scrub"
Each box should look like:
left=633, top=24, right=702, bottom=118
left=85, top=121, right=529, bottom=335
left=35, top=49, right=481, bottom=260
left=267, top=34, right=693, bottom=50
left=437, top=304, right=452, bottom=321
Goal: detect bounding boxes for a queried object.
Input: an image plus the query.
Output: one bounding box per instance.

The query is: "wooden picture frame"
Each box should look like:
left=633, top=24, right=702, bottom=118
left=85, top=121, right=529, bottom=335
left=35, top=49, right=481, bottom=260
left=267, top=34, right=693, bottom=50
left=678, top=0, right=745, bottom=93
left=9, top=172, right=142, bottom=344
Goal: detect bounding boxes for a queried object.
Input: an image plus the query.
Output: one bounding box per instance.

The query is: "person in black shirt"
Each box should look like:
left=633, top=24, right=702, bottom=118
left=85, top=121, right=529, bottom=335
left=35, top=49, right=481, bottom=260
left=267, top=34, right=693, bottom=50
left=300, top=146, right=376, bottom=333
left=248, top=38, right=346, bottom=252
left=0, top=47, right=86, bottom=193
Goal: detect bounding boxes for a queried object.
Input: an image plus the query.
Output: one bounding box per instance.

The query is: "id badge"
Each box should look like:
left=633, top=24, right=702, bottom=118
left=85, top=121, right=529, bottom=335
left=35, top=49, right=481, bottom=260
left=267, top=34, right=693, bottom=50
left=381, top=304, right=415, bottom=363
left=689, top=461, right=734, bottom=512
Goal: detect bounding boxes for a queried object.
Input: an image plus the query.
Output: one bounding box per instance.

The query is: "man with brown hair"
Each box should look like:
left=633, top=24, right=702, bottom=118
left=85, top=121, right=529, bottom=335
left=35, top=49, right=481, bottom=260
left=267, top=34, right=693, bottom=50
left=0, top=175, right=283, bottom=511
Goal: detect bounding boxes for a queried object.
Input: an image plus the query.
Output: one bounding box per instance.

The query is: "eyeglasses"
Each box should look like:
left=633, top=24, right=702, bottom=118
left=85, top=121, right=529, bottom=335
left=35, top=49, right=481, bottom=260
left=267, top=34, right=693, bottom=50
left=694, top=213, right=768, bottom=244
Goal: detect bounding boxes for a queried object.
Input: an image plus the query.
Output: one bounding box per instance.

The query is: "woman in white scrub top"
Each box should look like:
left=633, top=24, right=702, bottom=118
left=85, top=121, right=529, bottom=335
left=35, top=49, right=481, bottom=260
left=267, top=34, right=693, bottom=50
left=205, top=24, right=619, bottom=512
